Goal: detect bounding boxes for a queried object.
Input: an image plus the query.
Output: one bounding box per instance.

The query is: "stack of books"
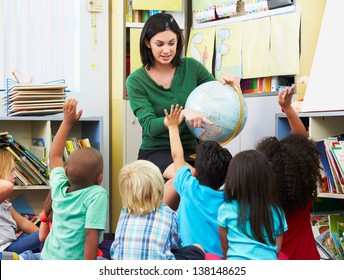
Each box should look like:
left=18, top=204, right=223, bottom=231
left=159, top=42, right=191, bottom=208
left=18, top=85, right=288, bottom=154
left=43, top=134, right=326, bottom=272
left=0, top=132, right=49, bottom=186
left=3, top=83, right=67, bottom=116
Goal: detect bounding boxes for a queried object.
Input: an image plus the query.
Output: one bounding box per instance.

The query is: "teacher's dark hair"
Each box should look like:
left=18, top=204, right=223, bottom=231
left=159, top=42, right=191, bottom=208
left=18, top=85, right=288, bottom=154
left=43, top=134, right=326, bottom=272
left=140, top=13, right=184, bottom=70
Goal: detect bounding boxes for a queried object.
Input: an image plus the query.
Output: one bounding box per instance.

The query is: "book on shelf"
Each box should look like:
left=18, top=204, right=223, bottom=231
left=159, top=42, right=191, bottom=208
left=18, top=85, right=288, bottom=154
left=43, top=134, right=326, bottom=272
left=316, top=135, right=344, bottom=195
left=311, top=211, right=344, bottom=260
left=315, top=229, right=336, bottom=259
left=328, top=214, right=344, bottom=259
left=65, top=139, right=76, bottom=155
left=79, top=138, right=91, bottom=148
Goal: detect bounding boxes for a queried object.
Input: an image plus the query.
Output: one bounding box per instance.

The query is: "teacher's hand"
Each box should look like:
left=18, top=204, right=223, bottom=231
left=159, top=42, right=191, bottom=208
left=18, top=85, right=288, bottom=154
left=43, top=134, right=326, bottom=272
left=182, top=108, right=213, bottom=129
left=219, top=72, right=241, bottom=91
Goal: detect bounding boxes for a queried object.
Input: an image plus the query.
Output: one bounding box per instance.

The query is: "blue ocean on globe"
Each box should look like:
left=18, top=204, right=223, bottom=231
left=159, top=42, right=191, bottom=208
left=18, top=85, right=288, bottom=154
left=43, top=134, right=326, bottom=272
left=185, top=81, right=248, bottom=144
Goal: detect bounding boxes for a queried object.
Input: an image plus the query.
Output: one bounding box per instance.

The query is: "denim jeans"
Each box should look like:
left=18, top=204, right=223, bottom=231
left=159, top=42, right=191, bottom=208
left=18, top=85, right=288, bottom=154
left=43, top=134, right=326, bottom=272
left=5, top=231, right=40, bottom=254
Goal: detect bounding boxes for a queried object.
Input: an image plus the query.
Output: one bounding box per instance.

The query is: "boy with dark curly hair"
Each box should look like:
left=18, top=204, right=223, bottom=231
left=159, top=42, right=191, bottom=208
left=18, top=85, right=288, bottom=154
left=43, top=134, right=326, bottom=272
left=256, top=85, right=322, bottom=260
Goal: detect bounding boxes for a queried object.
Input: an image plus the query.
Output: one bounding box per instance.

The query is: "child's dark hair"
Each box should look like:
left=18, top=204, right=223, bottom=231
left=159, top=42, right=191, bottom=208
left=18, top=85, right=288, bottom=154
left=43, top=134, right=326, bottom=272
left=256, top=134, right=321, bottom=214
left=224, top=150, right=284, bottom=245
left=195, top=141, right=232, bottom=190
left=140, top=12, right=184, bottom=70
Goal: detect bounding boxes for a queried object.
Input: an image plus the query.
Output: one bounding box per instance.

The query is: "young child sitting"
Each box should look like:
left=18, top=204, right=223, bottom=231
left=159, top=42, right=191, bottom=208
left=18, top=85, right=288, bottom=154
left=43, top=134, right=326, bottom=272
left=0, top=150, right=40, bottom=257
left=41, top=98, right=109, bottom=260
left=256, top=85, right=322, bottom=259
left=164, top=104, right=232, bottom=258
left=218, top=150, right=288, bottom=260
left=110, top=159, right=205, bottom=260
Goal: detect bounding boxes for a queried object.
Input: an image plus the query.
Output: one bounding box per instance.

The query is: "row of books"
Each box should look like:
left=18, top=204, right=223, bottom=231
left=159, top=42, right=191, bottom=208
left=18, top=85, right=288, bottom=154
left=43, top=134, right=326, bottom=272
left=0, top=132, right=49, bottom=186
left=241, top=76, right=295, bottom=94
left=1, top=132, right=93, bottom=186
left=316, top=135, right=344, bottom=194
left=64, top=137, right=92, bottom=161
left=311, top=211, right=344, bottom=260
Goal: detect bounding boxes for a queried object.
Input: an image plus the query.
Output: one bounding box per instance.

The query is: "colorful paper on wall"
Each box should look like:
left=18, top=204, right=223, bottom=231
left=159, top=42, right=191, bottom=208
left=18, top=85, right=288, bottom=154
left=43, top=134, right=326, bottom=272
left=186, top=27, right=216, bottom=74
left=133, top=0, right=182, bottom=11
left=214, top=22, right=242, bottom=79
left=192, top=0, right=216, bottom=23
left=241, top=17, right=271, bottom=78
left=270, top=11, right=300, bottom=76
left=214, top=0, right=239, bottom=19
left=130, top=28, right=142, bottom=73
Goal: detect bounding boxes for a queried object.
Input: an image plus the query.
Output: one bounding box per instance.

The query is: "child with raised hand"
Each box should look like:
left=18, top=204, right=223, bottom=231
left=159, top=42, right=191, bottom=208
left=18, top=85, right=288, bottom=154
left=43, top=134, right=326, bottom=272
left=256, top=85, right=322, bottom=260
left=0, top=150, right=40, bottom=259
left=110, top=159, right=205, bottom=260
left=218, top=150, right=288, bottom=260
left=41, top=98, right=109, bottom=260
left=164, top=104, right=232, bottom=259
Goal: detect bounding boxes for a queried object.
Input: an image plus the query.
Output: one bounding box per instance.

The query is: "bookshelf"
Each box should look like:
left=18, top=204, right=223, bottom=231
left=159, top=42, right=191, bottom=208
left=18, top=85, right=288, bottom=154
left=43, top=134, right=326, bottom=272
left=0, top=115, right=104, bottom=214
left=276, top=110, right=344, bottom=200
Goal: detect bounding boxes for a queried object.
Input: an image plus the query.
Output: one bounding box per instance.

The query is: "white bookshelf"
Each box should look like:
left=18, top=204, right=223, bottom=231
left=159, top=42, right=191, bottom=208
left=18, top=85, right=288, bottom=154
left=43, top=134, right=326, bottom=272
left=1, top=115, right=105, bottom=215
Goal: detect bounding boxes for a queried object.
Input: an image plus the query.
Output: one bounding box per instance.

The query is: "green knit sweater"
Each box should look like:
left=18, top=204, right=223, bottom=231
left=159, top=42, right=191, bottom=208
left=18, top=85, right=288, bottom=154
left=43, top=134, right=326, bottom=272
left=126, top=57, right=215, bottom=151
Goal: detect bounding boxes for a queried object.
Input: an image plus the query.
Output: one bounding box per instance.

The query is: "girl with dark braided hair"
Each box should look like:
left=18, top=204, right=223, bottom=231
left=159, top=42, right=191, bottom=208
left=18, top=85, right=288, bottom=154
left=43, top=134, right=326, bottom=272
left=256, top=85, right=322, bottom=260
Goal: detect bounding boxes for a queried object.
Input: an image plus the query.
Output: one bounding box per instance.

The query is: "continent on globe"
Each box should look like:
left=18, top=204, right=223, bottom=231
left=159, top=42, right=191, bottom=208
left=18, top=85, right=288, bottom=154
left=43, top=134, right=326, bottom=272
left=184, top=81, right=247, bottom=144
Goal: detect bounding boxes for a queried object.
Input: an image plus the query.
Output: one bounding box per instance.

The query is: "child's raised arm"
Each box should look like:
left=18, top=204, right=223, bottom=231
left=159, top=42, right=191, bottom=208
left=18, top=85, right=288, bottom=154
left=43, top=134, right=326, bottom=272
left=49, top=99, right=83, bottom=170
left=279, top=85, right=307, bottom=137
left=164, top=104, right=185, bottom=172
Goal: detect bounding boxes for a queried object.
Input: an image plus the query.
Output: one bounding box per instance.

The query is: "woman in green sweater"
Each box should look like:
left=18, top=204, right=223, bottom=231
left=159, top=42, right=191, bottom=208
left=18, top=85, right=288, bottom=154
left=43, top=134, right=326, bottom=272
left=126, top=13, right=239, bottom=208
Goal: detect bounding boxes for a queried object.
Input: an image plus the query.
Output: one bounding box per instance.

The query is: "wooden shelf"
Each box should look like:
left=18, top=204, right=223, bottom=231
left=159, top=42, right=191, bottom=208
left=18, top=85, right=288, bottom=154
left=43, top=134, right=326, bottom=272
left=14, top=185, right=51, bottom=191
left=317, top=192, right=344, bottom=199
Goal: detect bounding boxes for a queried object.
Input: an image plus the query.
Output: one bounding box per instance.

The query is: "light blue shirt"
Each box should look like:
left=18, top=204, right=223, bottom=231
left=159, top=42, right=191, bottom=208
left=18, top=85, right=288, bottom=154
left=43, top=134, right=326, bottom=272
left=174, top=165, right=225, bottom=257
left=217, top=200, right=288, bottom=260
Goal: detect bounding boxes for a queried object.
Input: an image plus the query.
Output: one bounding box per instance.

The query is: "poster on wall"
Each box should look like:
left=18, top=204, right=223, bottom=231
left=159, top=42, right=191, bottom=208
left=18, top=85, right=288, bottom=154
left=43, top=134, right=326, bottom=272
left=214, top=22, right=242, bottom=79
left=133, top=0, right=182, bottom=11
left=302, top=0, right=344, bottom=112
left=241, top=17, right=271, bottom=78
left=186, top=27, right=216, bottom=74
left=270, top=11, right=300, bottom=76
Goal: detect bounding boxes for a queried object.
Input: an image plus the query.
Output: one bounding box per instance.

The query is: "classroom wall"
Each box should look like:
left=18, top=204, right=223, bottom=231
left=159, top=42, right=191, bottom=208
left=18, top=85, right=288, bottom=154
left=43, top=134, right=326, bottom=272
left=72, top=1, right=110, bottom=229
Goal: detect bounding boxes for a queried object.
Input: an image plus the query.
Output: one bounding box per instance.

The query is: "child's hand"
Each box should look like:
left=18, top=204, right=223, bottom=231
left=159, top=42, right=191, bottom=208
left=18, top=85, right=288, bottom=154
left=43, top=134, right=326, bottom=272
left=63, top=98, right=83, bottom=125
left=278, top=84, right=295, bottom=111
left=164, top=104, right=183, bottom=128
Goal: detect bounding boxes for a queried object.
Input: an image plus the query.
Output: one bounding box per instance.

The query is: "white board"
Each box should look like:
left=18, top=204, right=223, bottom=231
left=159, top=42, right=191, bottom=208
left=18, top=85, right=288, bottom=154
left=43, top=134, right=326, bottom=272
left=302, top=0, right=344, bottom=112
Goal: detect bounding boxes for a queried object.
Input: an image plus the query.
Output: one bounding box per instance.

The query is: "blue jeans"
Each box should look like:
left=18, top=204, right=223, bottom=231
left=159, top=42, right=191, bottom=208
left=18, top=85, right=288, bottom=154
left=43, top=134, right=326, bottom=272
left=5, top=231, right=40, bottom=254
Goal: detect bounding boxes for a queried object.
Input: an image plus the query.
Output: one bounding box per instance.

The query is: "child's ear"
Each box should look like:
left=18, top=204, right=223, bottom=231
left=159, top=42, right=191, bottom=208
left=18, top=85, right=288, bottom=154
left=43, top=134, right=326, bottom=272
left=96, top=173, right=103, bottom=185
left=192, top=168, right=198, bottom=177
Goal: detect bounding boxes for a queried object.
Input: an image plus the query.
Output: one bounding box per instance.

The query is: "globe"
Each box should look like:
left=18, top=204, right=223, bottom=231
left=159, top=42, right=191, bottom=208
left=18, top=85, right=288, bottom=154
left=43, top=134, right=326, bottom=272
left=185, top=81, right=248, bottom=145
